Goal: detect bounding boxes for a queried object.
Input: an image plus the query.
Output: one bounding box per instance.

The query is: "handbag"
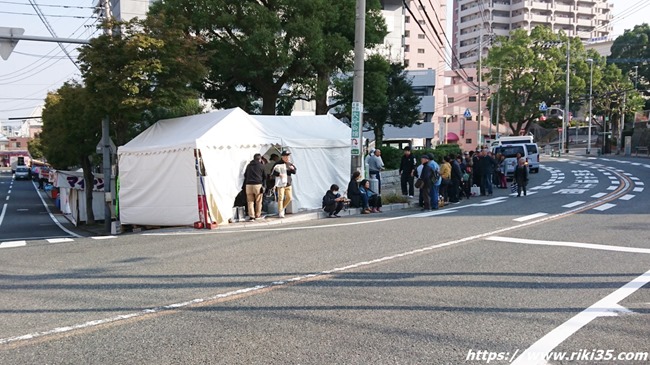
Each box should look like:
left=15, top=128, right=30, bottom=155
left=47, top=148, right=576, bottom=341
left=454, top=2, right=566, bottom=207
left=470, top=184, right=480, bottom=196
left=415, top=178, right=424, bottom=189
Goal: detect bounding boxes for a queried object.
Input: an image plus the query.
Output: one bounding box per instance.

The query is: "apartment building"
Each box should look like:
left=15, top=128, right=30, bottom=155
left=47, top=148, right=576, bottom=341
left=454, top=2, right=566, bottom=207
left=453, top=0, right=613, bottom=69
left=95, top=0, right=155, bottom=21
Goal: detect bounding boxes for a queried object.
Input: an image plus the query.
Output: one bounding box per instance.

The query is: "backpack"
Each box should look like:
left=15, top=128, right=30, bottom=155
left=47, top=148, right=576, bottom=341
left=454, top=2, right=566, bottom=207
left=431, top=166, right=441, bottom=184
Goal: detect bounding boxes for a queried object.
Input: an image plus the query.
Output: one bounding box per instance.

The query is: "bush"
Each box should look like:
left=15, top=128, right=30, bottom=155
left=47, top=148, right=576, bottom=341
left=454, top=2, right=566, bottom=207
left=381, top=192, right=409, bottom=204
left=374, top=145, right=402, bottom=170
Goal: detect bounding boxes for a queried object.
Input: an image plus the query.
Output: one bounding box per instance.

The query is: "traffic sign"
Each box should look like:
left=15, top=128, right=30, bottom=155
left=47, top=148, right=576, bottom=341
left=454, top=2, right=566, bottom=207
left=539, top=102, right=548, bottom=112
left=463, top=108, right=472, bottom=118
left=351, top=102, right=362, bottom=155
left=0, top=27, right=24, bottom=60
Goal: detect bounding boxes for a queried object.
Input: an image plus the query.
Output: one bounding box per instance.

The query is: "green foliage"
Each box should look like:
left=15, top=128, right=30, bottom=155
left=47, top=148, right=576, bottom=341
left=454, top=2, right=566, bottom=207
left=376, top=146, right=402, bottom=170
left=332, top=55, right=422, bottom=146
left=382, top=193, right=409, bottom=204
left=610, top=23, right=649, bottom=94
left=78, top=16, right=207, bottom=144
left=484, top=26, right=591, bottom=135
left=27, top=138, right=44, bottom=160
left=40, top=82, right=101, bottom=169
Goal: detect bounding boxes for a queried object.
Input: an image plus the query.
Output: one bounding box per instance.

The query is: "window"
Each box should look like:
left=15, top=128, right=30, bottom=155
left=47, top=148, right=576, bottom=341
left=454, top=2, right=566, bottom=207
left=405, top=30, right=410, bottom=37
left=405, top=45, right=410, bottom=52
left=447, top=97, right=455, bottom=103
left=417, top=63, right=425, bottom=68
left=418, top=5, right=425, bottom=10
left=15, top=142, right=21, bottom=148
left=405, top=16, right=410, bottom=23
left=467, top=76, right=473, bottom=82
left=469, top=96, right=477, bottom=102
left=466, top=139, right=472, bottom=144
left=418, top=48, right=425, bottom=54
left=418, top=20, right=425, bottom=25
left=418, top=34, right=425, bottom=39
left=404, top=59, right=410, bottom=67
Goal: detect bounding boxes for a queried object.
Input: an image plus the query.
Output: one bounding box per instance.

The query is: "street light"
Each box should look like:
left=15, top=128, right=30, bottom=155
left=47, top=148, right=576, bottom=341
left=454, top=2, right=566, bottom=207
left=586, top=58, right=594, bottom=154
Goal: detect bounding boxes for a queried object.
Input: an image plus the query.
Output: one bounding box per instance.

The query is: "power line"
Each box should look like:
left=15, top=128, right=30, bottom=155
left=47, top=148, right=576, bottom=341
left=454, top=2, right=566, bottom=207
left=28, top=0, right=80, bottom=70
left=0, top=1, right=97, bottom=9
left=0, top=10, right=96, bottom=19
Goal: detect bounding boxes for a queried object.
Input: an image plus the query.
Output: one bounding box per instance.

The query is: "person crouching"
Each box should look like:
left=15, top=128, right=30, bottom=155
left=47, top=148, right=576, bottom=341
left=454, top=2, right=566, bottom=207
left=322, top=184, right=346, bottom=218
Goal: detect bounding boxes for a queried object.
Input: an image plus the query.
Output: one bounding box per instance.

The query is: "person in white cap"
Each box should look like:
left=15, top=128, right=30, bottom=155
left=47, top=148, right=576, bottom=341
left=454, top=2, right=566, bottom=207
left=272, top=150, right=297, bottom=218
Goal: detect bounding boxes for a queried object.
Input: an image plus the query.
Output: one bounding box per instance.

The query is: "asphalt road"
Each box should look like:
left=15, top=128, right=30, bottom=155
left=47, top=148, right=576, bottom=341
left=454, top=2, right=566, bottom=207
left=0, top=155, right=648, bottom=365
left=0, top=171, right=78, bottom=244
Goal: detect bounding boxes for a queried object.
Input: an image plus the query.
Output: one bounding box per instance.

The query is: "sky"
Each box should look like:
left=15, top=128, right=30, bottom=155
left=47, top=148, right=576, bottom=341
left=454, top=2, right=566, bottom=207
left=0, top=0, right=648, bottom=126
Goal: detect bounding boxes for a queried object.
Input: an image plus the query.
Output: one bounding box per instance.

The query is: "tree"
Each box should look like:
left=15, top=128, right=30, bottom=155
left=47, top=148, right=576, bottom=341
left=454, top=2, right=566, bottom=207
left=306, top=0, right=387, bottom=115
left=27, top=138, right=44, bottom=160
left=331, top=55, right=422, bottom=146
left=609, top=23, right=650, bottom=98
left=149, top=0, right=331, bottom=115
left=41, top=82, right=101, bottom=224
left=484, top=27, right=592, bottom=135
left=78, top=16, right=207, bottom=145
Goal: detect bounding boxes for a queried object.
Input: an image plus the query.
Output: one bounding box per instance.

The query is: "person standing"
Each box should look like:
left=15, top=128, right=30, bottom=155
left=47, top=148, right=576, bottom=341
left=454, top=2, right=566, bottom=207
left=450, top=154, right=463, bottom=203
left=427, top=154, right=442, bottom=209
left=243, top=153, right=266, bottom=220
left=417, top=154, right=434, bottom=211
left=440, top=156, right=452, bottom=203
left=273, top=150, right=297, bottom=218
left=478, top=149, right=495, bottom=196
left=514, top=157, right=529, bottom=197
left=367, top=148, right=385, bottom=194
left=264, top=153, right=280, bottom=190
left=399, top=146, right=416, bottom=197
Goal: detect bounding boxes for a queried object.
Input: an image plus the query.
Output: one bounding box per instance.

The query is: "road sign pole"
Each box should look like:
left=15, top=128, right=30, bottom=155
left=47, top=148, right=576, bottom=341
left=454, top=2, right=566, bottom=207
left=351, top=0, right=365, bottom=177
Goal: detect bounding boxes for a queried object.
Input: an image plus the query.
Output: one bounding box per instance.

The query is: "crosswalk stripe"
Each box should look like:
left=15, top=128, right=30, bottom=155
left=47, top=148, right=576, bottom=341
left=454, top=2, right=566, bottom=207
left=514, top=212, right=548, bottom=222
left=593, top=203, right=616, bottom=211
left=46, top=238, right=75, bottom=243
left=562, top=201, right=586, bottom=208
left=0, top=241, right=27, bottom=248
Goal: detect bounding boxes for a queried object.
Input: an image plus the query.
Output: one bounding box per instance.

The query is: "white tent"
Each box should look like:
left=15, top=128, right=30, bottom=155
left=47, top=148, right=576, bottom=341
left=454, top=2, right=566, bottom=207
left=118, top=108, right=351, bottom=226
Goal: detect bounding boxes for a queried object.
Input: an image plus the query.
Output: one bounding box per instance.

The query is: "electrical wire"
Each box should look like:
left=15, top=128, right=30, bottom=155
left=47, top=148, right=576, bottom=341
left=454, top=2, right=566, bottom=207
left=0, top=1, right=98, bottom=10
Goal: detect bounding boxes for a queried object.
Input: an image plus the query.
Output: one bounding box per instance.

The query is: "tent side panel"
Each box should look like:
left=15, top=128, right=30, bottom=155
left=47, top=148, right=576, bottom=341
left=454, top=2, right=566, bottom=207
left=119, top=150, right=197, bottom=226
left=200, top=147, right=269, bottom=224
left=289, top=146, right=351, bottom=212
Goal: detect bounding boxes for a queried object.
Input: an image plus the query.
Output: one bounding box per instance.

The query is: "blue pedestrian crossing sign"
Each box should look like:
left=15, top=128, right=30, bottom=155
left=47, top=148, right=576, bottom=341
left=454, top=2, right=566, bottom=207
left=539, top=101, right=548, bottom=112
left=463, top=108, right=472, bottom=118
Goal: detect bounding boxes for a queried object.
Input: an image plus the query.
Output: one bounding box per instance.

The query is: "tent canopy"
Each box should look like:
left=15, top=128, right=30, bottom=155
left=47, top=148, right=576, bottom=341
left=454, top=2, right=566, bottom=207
left=118, top=108, right=351, bottom=227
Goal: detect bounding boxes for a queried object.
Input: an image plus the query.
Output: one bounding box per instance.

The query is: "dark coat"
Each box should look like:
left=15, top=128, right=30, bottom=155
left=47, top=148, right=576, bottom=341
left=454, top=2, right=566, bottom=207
left=244, top=159, right=265, bottom=185
left=399, top=154, right=416, bottom=176
left=347, top=179, right=362, bottom=208
left=322, top=190, right=341, bottom=208
left=514, top=165, right=529, bottom=186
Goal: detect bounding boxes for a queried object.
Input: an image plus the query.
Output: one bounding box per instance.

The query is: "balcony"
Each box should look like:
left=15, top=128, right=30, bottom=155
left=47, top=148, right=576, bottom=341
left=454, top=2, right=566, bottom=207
left=576, top=17, right=592, bottom=27
left=529, top=0, right=552, bottom=10
left=418, top=95, right=435, bottom=114
left=552, top=3, right=573, bottom=12
left=530, top=13, right=552, bottom=23
left=510, top=13, right=528, bottom=23
left=491, top=1, right=511, bottom=11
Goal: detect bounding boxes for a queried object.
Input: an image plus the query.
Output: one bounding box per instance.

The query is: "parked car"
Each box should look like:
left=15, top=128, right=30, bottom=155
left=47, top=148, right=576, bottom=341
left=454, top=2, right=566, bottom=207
left=15, top=166, right=30, bottom=180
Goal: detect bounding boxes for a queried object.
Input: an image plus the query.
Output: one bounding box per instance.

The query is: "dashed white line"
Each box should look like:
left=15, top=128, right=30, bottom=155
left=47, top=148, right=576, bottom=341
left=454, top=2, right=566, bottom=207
left=619, top=194, right=635, bottom=201
left=633, top=187, right=644, bottom=193
left=630, top=177, right=640, bottom=181
left=0, top=241, right=27, bottom=248
left=591, top=192, right=607, bottom=198
left=636, top=182, right=645, bottom=186
left=593, top=203, right=616, bottom=211
left=513, top=212, right=548, bottom=222
left=562, top=201, right=586, bottom=208
left=0, top=203, right=6, bottom=227
left=46, top=238, right=75, bottom=244
left=607, top=186, right=617, bottom=191
left=91, top=236, right=117, bottom=240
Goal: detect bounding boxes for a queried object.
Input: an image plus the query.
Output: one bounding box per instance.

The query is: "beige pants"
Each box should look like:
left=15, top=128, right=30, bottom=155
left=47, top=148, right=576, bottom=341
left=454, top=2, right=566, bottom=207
left=276, top=185, right=292, bottom=214
left=245, top=184, right=263, bottom=218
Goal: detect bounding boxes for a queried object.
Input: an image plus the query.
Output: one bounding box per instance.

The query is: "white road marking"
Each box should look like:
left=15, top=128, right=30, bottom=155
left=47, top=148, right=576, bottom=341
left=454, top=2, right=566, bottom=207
left=608, top=176, right=617, bottom=180
left=91, top=236, right=117, bottom=240
left=7, top=189, right=11, bottom=194
left=512, top=269, right=650, bottom=365
left=0, top=203, right=6, bottom=227
left=591, top=192, right=607, bottom=198
left=562, top=201, right=586, bottom=208
left=630, top=177, right=640, bottom=181
left=633, top=187, right=644, bottom=193
left=0, top=240, right=27, bottom=248
left=606, top=186, right=617, bottom=191
left=16, top=208, right=28, bottom=212
left=636, top=182, right=645, bottom=186
left=486, top=236, right=650, bottom=254
left=619, top=194, right=635, bottom=201
left=513, top=213, right=548, bottom=222
left=32, top=182, right=81, bottom=238
left=602, top=172, right=611, bottom=175
left=593, top=203, right=616, bottom=211
left=631, top=163, right=641, bottom=166
left=46, top=238, right=75, bottom=244
left=5, top=196, right=9, bottom=201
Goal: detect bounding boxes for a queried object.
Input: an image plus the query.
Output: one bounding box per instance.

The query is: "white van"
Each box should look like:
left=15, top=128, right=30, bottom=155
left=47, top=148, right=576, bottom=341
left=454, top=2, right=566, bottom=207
left=493, top=142, right=540, bottom=175
left=491, top=135, right=534, bottom=147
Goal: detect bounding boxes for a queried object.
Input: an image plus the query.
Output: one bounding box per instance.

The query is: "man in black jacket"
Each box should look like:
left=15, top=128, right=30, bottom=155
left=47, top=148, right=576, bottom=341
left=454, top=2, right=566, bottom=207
left=244, top=153, right=266, bottom=220
left=399, top=146, right=416, bottom=197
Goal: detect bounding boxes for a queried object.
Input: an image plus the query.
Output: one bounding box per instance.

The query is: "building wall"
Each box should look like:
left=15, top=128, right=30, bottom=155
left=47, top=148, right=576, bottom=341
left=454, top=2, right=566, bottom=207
left=453, top=0, right=613, bottom=69
left=109, top=0, right=155, bottom=21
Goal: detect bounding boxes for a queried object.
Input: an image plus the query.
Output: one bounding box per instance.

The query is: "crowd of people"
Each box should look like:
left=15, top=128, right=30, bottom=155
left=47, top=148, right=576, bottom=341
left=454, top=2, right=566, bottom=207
left=238, top=145, right=529, bottom=223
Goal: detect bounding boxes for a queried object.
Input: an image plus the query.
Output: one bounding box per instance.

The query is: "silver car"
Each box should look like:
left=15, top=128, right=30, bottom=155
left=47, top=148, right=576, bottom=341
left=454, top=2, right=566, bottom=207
left=14, top=166, right=30, bottom=180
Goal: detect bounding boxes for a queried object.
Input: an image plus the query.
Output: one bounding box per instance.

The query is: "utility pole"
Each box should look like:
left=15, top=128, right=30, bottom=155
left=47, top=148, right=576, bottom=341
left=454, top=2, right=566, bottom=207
left=495, top=68, right=502, bottom=139
left=351, top=0, right=365, bottom=177
left=618, top=92, right=626, bottom=154
left=477, top=28, right=482, bottom=150
left=102, top=0, right=113, bottom=234
left=563, top=38, right=570, bottom=153
left=489, top=87, right=494, bottom=140
left=587, top=58, right=593, bottom=154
